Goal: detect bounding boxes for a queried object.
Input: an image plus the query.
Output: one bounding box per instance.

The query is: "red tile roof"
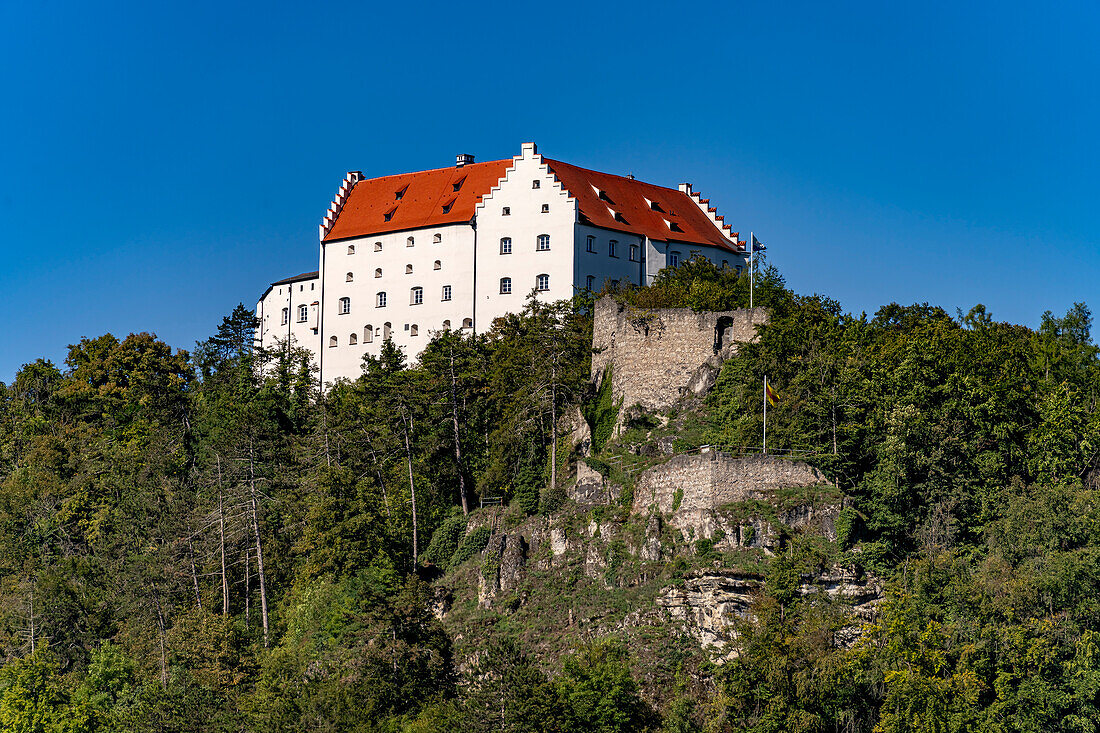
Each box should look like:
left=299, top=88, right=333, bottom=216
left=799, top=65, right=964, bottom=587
left=322, top=160, right=513, bottom=242
left=321, top=153, right=743, bottom=255
left=543, top=159, right=741, bottom=253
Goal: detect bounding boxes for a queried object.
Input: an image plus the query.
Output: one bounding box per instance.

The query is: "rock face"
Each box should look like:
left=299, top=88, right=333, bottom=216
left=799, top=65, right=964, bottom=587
left=589, top=297, right=768, bottom=416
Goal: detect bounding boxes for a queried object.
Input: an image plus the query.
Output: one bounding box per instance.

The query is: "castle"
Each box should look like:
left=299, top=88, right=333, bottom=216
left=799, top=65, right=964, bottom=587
left=256, top=142, right=749, bottom=386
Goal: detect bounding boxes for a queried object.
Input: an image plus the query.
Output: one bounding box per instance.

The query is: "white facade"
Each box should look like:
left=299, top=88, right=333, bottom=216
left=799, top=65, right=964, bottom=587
left=255, top=143, right=749, bottom=388
left=255, top=272, right=321, bottom=367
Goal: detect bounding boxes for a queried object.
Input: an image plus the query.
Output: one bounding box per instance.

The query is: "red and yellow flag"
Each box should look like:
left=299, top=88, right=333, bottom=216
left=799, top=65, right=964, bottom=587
left=765, top=381, right=780, bottom=407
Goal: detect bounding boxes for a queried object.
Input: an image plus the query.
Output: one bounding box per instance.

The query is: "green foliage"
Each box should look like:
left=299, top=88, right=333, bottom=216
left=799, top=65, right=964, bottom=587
left=588, top=365, right=619, bottom=453
left=835, top=507, right=858, bottom=548
left=450, top=527, right=492, bottom=569
left=556, top=640, right=658, bottom=733
left=671, top=487, right=684, bottom=512
left=421, top=511, right=468, bottom=568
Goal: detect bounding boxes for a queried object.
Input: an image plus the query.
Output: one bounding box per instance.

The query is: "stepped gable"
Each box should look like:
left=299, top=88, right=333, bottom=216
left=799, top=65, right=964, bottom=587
left=543, top=158, right=743, bottom=252
left=321, top=159, right=513, bottom=242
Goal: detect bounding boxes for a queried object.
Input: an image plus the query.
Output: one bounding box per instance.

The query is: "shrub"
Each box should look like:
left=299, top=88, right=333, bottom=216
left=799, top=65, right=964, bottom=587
left=450, top=526, right=492, bottom=569
left=421, top=512, right=468, bottom=568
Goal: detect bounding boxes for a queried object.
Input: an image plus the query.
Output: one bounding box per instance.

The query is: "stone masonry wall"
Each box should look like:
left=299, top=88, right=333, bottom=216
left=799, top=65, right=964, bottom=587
left=634, top=452, right=826, bottom=516
left=590, top=297, right=767, bottom=415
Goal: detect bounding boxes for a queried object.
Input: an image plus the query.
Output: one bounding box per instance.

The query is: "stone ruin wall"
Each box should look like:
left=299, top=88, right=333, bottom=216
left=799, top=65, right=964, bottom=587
left=589, top=297, right=768, bottom=415
left=633, top=452, right=827, bottom=516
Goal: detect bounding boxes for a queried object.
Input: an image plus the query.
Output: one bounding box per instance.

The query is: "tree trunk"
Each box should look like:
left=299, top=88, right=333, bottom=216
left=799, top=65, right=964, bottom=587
left=188, top=538, right=202, bottom=609
left=448, top=346, right=469, bottom=515
left=550, top=378, right=558, bottom=496
left=401, top=408, right=419, bottom=563
left=217, top=455, right=229, bottom=616
left=243, top=546, right=250, bottom=630
left=248, top=441, right=270, bottom=647
left=152, top=586, right=168, bottom=689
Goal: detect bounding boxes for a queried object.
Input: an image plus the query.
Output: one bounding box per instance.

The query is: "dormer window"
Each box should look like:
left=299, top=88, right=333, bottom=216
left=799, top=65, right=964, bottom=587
left=441, top=199, right=455, bottom=214
left=452, top=177, right=466, bottom=192
left=598, top=190, right=614, bottom=204
left=649, top=200, right=665, bottom=212
left=614, top=212, right=628, bottom=223
left=669, top=222, right=684, bottom=233
left=383, top=208, right=396, bottom=222
left=395, top=184, right=409, bottom=200
left=531, top=180, right=540, bottom=189
left=502, top=206, right=510, bottom=216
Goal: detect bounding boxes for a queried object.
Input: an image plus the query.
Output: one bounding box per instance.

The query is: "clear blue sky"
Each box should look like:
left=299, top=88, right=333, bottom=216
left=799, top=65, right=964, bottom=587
left=2, top=1, right=1098, bottom=382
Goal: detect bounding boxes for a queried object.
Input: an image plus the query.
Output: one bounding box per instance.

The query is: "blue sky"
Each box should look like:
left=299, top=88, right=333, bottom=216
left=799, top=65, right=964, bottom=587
left=1, top=1, right=1098, bottom=381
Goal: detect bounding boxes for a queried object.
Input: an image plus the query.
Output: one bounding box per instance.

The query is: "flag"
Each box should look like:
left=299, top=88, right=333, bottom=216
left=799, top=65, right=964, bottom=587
left=765, top=381, right=779, bottom=407
left=752, top=234, right=766, bottom=252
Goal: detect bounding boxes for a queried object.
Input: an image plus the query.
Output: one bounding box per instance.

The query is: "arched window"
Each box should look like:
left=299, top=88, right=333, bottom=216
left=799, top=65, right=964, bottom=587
left=500, top=237, right=512, bottom=254
left=346, top=272, right=354, bottom=282
left=339, top=297, right=351, bottom=314
left=536, top=274, right=549, bottom=291
left=364, top=325, right=373, bottom=343
left=442, top=319, right=451, bottom=329
left=500, top=277, right=512, bottom=294
left=375, top=267, right=382, bottom=278
left=410, top=324, right=419, bottom=337
left=441, top=285, right=452, bottom=301
left=406, top=264, right=413, bottom=274
left=411, top=287, right=423, bottom=305
left=377, top=292, right=387, bottom=308
left=298, top=305, right=308, bottom=322
left=329, top=335, right=338, bottom=347
left=541, top=203, right=549, bottom=213
left=406, top=236, right=414, bottom=247
left=374, top=241, right=382, bottom=252
left=349, top=333, right=358, bottom=345
left=433, top=233, right=442, bottom=244
left=537, top=234, right=550, bottom=251
left=433, top=259, right=441, bottom=270
left=347, top=244, right=355, bottom=255
left=383, top=322, right=392, bottom=339
left=462, top=318, right=472, bottom=329
left=280, top=308, right=289, bottom=325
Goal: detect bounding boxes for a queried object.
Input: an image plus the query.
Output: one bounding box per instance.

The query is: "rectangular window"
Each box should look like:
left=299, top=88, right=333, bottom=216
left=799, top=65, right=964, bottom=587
left=531, top=180, right=540, bottom=189
left=411, top=287, right=423, bottom=305
left=586, top=236, right=595, bottom=253
left=281, top=308, right=289, bottom=325
left=377, top=292, right=387, bottom=308
left=502, top=206, right=510, bottom=216
left=629, top=244, right=638, bottom=262
left=670, top=252, right=680, bottom=267
left=500, top=277, right=512, bottom=294
left=609, top=240, right=618, bottom=258
left=500, top=237, right=512, bottom=254
left=586, top=275, right=594, bottom=290
left=442, top=285, right=452, bottom=301
left=298, top=305, right=308, bottom=322
left=537, top=234, right=550, bottom=251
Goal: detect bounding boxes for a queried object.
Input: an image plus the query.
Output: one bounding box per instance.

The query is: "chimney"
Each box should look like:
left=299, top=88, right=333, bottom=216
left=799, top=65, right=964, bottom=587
left=456, top=153, right=475, bottom=167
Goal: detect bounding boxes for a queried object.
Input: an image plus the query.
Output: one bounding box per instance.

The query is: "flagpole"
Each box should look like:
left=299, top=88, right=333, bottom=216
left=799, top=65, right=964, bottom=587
left=763, top=374, right=767, bottom=455
left=749, top=231, right=754, bottom=309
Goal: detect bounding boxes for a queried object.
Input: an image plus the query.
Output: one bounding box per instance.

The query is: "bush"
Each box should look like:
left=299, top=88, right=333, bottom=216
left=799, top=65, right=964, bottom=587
left=587, top=365, right=620, bottom=452
left=421, top=512, right=468, bottom=568
left=450, top=527, right=492, bottom=569
left=835, top=507, right=858, bottom=549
